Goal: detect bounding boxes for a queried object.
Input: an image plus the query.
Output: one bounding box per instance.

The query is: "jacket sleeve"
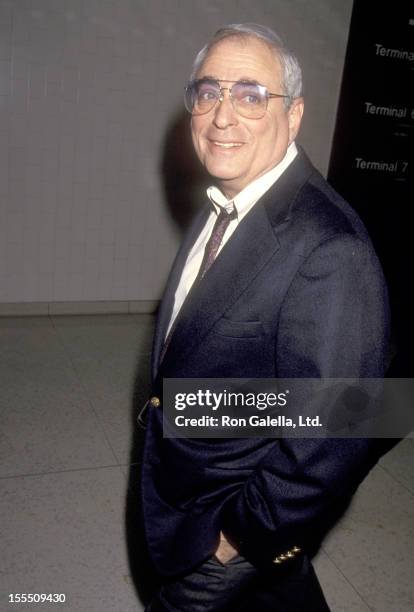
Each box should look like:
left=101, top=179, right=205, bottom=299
left=221, top=233, right=390, bottom=566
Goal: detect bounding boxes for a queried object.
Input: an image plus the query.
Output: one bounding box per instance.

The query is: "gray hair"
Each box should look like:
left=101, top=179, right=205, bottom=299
left=190, top=23, right=303, bottom=109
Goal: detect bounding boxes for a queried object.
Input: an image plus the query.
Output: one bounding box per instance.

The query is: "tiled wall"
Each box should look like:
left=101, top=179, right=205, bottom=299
left=0, top=0, right=353, bottom=304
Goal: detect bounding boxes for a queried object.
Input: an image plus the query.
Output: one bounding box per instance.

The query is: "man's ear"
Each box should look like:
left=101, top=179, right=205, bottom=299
left=288, top=97, right=304, bottom=143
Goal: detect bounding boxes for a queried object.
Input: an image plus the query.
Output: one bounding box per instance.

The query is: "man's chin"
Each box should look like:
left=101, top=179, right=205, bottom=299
left=214, top=177, right=245, bottom=199
left=204, top=166, right=244, bottom=192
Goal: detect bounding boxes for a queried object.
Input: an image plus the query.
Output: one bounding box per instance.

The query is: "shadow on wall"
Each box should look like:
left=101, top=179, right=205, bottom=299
left=159, top=109, right=211, bottom=233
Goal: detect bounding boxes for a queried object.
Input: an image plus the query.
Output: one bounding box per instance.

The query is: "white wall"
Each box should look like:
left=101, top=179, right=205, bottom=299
left=0, top=0, right=353, bottom=305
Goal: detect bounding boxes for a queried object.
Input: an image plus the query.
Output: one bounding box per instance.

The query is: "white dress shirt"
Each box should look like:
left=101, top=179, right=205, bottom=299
left=165, top=142, right=298, bottom=337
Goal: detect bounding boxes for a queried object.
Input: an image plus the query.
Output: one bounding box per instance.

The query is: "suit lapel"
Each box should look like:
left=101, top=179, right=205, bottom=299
left=152, top=206, right=210, bottom=377
left=261, top=146, right=315, bottom=227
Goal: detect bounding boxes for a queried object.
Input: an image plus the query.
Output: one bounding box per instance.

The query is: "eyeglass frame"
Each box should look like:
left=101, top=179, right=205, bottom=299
left=184, top=78, right=290, bottom=119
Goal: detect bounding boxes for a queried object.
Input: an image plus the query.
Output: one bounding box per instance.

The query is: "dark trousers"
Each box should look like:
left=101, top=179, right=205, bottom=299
left=146, top=554, right=330, bottom=611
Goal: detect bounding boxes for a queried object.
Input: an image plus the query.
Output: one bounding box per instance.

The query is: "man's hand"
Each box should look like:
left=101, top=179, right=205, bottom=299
left=215, top=531, right=238, bottom=564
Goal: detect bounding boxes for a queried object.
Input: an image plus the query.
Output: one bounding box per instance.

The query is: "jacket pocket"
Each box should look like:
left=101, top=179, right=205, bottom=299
left=212, top=318, right=265, bottom=339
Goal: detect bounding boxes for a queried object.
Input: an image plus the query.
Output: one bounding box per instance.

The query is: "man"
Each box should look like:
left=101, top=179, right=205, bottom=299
left=140, top=23, right=389, bottom=611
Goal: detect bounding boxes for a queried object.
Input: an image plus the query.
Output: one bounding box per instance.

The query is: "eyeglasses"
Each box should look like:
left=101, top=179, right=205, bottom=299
left=184, top=78, right=289, bottom=120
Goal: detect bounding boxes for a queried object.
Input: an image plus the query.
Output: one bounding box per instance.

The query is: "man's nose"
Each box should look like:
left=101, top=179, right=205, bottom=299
left=212, top=90, right=238, bottom=128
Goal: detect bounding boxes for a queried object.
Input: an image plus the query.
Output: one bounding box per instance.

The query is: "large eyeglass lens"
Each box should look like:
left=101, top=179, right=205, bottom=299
left=231, top=82, right=267, bottom=118
left=185, top=80, right=220, bottom=115
left=185, top=80, right=269, bottom=119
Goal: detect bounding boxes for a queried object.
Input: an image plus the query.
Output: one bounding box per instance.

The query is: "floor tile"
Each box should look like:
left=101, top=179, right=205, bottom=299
left=313, top=549, right=371, bottom=611
left=379, top=437, right=414, bottom=495
left=0, top=319, right=116, bottom=476
left=83, top=364, right=151, bottom=466
left=52, top=315, right=154, bottom=464
left=0, top=467, right=144, bottom=612
left=52, top=314, right=155, bottom=356
left=323, top=464, right=414, bottom=612
left=0, top=317, right=53, bottom=330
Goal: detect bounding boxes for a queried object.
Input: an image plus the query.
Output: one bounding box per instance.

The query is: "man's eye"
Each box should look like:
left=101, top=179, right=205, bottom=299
left=235, top=85, right=263, bottom=105
left=198, top=88, right=218, bottom=101
left=244, top=94, right=260, bottom=105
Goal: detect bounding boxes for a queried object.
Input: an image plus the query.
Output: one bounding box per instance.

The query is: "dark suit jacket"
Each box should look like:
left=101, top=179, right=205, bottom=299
left=140, top=148, right=389, bottom=577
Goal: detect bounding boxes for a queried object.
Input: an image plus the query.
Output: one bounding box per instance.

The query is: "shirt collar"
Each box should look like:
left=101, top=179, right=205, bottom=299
left=207, top=142, right=298, bottom=219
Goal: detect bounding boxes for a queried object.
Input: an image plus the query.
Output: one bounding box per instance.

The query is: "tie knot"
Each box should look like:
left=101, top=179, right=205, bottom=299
left=217, top=205, right=237, bottom=220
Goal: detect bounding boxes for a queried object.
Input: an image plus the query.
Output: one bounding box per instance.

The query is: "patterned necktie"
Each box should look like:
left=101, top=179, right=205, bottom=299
left=195, top=205, right=237, bottom=281
left=160, top=205, right=236, bottom=363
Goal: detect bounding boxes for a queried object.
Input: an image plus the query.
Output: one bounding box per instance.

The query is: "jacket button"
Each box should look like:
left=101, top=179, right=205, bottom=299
left=149, top=396, right=161, bottom=408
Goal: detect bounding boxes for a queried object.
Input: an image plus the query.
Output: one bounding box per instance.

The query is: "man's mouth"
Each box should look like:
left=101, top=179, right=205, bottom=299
left=211, top=141, right=243, bottom=149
